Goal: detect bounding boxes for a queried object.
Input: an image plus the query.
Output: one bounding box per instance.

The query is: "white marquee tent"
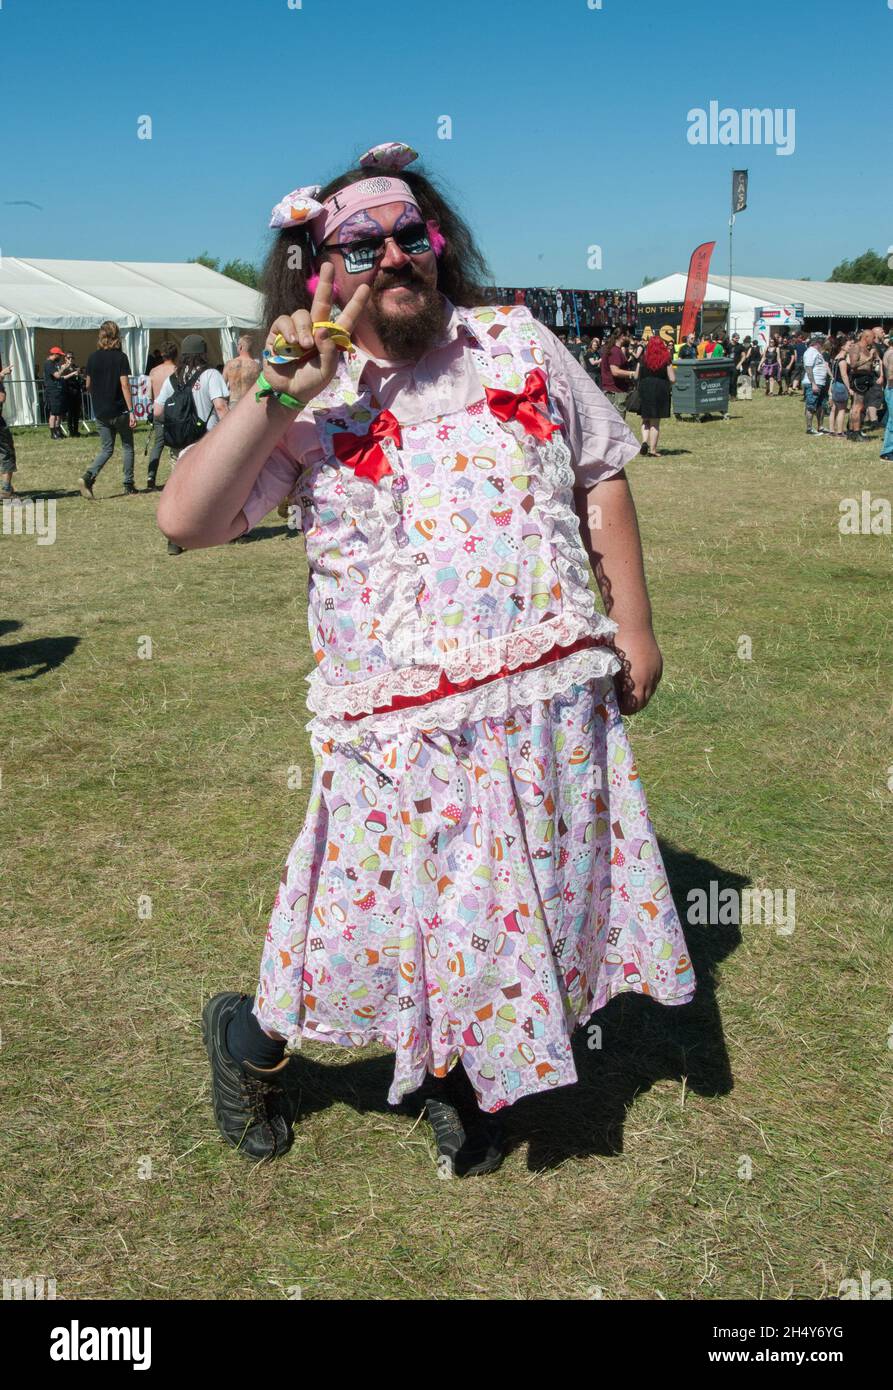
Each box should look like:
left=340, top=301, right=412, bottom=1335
left=638, top=274, right=893, bottom=338
left=0, top=258, right=263, bottom=425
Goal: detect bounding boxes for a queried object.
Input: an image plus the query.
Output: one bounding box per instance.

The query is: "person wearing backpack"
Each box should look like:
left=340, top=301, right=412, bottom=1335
left=153, top=335, right=229, bottom=552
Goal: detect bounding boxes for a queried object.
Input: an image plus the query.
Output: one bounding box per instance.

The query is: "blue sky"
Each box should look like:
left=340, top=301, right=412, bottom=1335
left=1, top=0, right=891, bottom=289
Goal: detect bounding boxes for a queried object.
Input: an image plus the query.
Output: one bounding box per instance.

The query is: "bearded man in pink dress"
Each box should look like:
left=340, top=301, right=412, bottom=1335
left=157, top=142, right=695, bottom=1177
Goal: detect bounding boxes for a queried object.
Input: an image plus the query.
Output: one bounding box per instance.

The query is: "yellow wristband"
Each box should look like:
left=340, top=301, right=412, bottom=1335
left=311, top=321, right=353, bottom=351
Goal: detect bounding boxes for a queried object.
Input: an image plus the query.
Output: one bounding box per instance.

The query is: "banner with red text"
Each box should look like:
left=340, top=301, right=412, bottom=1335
left=680, top=241, right=717, bottom=340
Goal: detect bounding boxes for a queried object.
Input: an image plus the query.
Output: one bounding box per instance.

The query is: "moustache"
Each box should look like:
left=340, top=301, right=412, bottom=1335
left=372, top=268, right=425, bottom=293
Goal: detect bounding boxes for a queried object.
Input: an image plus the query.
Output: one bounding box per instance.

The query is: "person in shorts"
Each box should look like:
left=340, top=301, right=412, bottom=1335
left=599, top=328, right=636, bottom=415
left=847, top=330, right=882, bottom=440
left=802, top=333, right=830, bottom=434
left=862, top=329, right=887, bottom=431
left=829, top=335, right=853, bottom=440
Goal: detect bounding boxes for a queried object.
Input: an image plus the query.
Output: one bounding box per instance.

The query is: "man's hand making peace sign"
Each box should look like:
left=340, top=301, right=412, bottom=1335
left=262, top=262, right=371, bottom=405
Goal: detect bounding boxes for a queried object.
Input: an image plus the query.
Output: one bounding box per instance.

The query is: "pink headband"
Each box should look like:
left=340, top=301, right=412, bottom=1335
left=314, top=175, right=420, bottom=244
left=269, top=141, right=422, bottom=245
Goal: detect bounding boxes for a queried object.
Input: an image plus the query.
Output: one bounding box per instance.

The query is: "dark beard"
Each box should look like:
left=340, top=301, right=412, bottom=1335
left=365, top=276, right=445, bottom=360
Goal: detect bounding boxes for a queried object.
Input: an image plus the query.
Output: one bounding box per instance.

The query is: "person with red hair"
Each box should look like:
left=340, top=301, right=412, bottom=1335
left=632, top=334, right=676, bottom=457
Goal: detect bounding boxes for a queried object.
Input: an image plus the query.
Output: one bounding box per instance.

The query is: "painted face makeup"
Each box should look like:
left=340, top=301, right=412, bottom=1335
left=320, top=204, right=431, bottom=275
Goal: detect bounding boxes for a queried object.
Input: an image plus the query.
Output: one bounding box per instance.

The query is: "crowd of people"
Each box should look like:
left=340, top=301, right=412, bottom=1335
left=1, top=317, right=891, bottom=509
left=0, top=325, right=261, bottom=513
left=556, top=322, right=893, bottom=457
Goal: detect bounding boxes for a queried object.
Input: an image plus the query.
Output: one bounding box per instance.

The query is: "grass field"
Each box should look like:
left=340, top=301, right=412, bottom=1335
left=2, top=392, right=890, bottom=1301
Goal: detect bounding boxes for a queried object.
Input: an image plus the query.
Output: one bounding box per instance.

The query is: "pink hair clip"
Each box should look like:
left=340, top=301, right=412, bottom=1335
left=269, top=188, right=324, bottom=230
left=358, top=141, right=419, bottom=172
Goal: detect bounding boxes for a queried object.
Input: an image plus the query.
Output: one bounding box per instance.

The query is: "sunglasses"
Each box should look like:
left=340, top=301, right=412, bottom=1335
left=319, top=223, right=432, bottom=275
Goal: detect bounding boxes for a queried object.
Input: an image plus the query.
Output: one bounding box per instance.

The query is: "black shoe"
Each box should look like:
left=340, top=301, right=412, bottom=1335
left=146, top=479, right=159, bottom=491
left=124, top=484, right=139, bottom=495
left=424, top=1094, right=468, bottom=1175
left=167, top=540, right=184, bottom=555
left=77, top=475, right=95, bottom=499
left=201, top=992, right=297, bottom=1161
left=461, top=1112, right=507, bottom=1177
left=417, top=1069, right=507, bottom=1178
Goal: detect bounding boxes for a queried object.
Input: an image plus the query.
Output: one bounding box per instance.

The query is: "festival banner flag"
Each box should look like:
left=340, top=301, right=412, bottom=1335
left=732, top=169, right=748, bottom=214
left=680, top=241, right=717, bottom=340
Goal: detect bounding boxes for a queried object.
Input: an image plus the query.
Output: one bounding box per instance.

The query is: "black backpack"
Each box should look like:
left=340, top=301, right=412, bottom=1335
left=162, top=367, right=214, bottom=449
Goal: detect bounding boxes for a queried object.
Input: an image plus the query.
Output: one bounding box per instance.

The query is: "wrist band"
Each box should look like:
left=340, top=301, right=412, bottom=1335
left=255, top=372, right=307, bottom=411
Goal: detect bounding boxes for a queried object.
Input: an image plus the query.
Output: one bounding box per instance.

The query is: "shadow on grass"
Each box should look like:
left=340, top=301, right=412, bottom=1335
left=0, top=620, right=80, bottom=679
left=269, top=839, right=745, bottom=1173
left=236, top=524, right=298, bottom=543
left=4, top=487, right=82, bottom=500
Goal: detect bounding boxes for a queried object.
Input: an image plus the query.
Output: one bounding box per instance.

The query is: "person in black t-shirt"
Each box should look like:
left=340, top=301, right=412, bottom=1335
left=64, top=356, right=86, bottom=437
left=80, top=321, right=137, bottom=498
left=0, top=364, right=19, bottom=500
left=43, top=347, right=71, bottom=439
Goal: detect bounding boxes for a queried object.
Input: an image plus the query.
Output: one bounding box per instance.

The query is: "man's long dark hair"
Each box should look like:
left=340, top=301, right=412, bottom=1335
left=260, top=162, right=495, bottom=337
left=175, top=352, right=208, bottom=385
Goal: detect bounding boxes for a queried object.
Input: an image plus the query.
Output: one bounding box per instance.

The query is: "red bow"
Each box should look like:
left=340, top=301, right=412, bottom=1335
left=332, top=410, right=401, bottom=483
left=484, top=368, right=561, bottom=441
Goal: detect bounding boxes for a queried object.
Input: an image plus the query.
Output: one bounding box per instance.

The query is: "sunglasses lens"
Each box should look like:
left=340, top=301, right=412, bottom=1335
left=335, top=225, right=431, bottom=274
left=342, top=243, right=379, bottom=274
left=397, top=227, right=431, bottom=255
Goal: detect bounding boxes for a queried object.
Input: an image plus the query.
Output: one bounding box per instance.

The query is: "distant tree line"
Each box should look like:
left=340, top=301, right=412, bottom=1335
left=828, top=249, right=893, bottom=286
left=189, top=253, right=259, bottom=289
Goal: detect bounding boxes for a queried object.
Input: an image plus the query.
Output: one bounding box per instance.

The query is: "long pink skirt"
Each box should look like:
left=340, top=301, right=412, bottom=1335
left=254, top=674, right=694, bottom=1112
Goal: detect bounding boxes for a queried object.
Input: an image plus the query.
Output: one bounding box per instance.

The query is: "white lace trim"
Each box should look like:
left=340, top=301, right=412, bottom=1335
left=306, top=644, right=620, bottom=740
left=304, top=609, right=617, bottom=718
left=530, top=431, right=602, bottom=625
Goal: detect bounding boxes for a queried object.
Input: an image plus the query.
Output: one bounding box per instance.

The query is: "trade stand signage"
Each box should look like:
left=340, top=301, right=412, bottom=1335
left=753, top=304, right=804, bottom=350
left=637, top=302, right=685, bottom=345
